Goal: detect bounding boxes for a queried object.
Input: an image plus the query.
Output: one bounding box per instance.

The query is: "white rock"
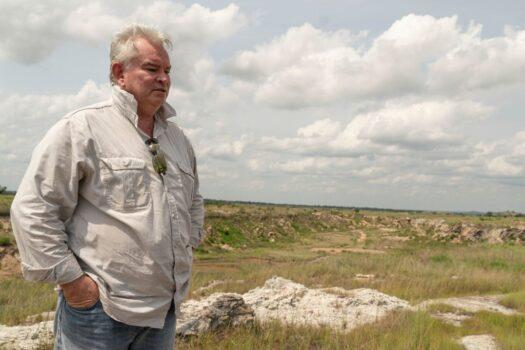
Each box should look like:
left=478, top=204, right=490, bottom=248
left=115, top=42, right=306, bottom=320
left=176, top=293, right=254, bottom=336
left=0, top=321, right=54, bottom=350
left=460, top=334, right=499, bottom=350
left=242, top=276, right=412, bottom=331
left=418, top=296, right=518, bottom=315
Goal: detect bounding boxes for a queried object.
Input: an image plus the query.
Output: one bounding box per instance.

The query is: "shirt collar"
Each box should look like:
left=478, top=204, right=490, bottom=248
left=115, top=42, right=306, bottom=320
left=111, top=85, right=177, bottom=129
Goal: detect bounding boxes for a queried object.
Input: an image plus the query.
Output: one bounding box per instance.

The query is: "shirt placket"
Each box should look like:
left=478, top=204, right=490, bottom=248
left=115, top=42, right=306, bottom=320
left=152, top=125, right=188, bottom=293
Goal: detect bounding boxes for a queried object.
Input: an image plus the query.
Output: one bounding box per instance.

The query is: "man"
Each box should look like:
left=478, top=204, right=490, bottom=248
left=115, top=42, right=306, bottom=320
left=10, top=24, right=204, bottom=349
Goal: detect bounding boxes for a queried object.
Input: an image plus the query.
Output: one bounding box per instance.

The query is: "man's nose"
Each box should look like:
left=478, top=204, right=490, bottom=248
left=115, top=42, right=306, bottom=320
left=157, top=72, right=169, bottom=83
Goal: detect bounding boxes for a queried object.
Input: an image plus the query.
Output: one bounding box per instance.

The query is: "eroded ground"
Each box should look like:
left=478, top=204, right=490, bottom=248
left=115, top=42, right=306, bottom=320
left=1, top=200, right=524, bottom=349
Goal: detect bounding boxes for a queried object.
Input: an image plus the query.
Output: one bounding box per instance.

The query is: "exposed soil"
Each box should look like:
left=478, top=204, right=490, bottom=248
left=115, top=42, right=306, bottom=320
left=310, top=247, right=386, bottom=255
left=0, top=246, right=21, bottom=277
left=418, top=295, right=520, bottom=316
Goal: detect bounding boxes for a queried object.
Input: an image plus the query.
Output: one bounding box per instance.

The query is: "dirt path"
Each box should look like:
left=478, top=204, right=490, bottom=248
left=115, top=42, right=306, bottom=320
left=310, top=247, right=386, bottom=255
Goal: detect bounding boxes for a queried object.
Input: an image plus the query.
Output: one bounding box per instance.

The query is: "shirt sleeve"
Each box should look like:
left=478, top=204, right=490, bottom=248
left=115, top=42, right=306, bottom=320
left=10, top=116, right=85, bottom=285
left=187, top=143, right=205, bottom=248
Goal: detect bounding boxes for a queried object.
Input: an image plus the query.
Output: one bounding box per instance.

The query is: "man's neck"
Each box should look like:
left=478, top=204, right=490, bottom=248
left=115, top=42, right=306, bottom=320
left=137, top=105, right=157, bottom=137
left=137, top=114, right=155, bottom=138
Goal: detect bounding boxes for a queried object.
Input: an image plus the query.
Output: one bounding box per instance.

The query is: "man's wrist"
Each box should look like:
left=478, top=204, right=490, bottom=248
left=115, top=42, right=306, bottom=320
left=59, top=274, right=86, bottom=290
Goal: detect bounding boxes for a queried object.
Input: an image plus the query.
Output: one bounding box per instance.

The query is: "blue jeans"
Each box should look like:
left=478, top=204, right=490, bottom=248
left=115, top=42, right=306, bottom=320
left=54, top=293, right=176, bottom=350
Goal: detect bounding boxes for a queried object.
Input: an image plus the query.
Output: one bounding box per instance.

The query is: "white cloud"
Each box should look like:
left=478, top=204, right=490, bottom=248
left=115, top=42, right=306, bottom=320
left=198, top=135, right=249, bottom=160
left=63, top=2, right=125, bottom=44
left=0, top=0, right=70, bottom=63
left=2, top=7, right=524, bottom=211
left=0, top=1, right=246, bottom=65
left=486, top=157, right=522, bottom=177
left=369, top=173, right=435, bottom=185
left=472, top=131, right=525, bottom=178
left=222, top=23, right=364, bottom=80
left=270, top=158, right=334, bottom=173
left=0, top=80, right=110, bottom=180
left=221, top=14, right=525, bottom=109
left=261, top=99, right=492, bottom=157
left=297, top=118, right=341, bottom=138
left=334, top=100, right=491, bottom=151
left=428, top=27, right=525, bottom=92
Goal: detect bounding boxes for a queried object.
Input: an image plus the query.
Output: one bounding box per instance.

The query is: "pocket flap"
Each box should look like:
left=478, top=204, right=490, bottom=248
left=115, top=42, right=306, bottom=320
left=100, top=157, right=146, bottom=171
left=176, top=161, right=194, bottom=178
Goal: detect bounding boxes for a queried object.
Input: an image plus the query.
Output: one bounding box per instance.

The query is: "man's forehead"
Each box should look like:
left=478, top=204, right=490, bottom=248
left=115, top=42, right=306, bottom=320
left=141, top=58, right=171, bottom=67
left=134, top=38, right=170, bottom=63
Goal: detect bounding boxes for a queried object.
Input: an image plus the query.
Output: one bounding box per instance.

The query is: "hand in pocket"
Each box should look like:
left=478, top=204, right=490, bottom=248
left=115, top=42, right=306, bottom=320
left=61, top=274, right=100, bottom=309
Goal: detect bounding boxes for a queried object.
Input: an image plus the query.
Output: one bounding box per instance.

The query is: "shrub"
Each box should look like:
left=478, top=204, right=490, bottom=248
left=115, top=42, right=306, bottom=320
left=0, top=235, right=11, bottom=246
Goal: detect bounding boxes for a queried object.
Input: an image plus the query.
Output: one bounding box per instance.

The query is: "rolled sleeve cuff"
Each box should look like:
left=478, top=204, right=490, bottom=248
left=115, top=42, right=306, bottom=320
left=189, top=228, right=203, bottom=249
left=21, top=254, right=84, bottom=285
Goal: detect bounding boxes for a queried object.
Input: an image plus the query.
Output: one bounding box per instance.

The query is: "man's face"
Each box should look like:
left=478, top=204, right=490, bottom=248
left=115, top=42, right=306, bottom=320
left=118, top=37, right=171, bottom=114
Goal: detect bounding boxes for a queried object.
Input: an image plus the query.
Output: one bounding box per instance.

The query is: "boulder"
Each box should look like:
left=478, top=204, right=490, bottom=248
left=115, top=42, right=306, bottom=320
left=176, top=293, right=254, bottom=337
left=243, top=277, right=412, bottom=331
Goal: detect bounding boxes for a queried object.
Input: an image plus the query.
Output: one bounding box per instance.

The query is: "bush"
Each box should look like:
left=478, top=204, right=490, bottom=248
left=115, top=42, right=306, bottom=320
left=0, top=235, right=11, bottom=246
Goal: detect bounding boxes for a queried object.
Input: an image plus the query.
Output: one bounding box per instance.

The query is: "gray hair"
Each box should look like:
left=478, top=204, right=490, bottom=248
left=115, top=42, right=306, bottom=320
left=109, top=24, right=172, bottom=84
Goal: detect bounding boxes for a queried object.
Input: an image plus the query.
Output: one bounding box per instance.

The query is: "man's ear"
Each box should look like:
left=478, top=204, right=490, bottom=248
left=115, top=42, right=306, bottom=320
left=111, top=62, right=125, bottom=87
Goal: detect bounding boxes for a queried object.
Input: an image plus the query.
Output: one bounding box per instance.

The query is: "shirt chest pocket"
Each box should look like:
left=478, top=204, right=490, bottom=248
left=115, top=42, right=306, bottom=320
left=99, top=157, right=151, bottom=211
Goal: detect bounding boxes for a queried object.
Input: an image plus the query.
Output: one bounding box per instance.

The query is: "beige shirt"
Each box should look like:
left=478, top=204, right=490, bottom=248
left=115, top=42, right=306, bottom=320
left=10, top=86, right=204, bottom=328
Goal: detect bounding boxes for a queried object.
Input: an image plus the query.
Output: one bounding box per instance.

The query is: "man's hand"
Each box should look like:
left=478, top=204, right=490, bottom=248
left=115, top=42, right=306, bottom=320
left=60, top=274, right=100, bottom=309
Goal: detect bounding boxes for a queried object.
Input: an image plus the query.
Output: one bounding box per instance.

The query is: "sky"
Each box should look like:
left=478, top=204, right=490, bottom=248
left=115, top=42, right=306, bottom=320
left=0, top=0, right=524, bottom=212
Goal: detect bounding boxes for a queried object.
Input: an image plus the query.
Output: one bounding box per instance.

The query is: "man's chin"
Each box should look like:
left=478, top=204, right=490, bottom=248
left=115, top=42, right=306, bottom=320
left=149, top=94, right=167, bottom=105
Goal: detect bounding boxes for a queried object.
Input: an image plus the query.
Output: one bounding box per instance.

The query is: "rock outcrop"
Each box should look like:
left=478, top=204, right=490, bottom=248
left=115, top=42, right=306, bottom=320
left=418, top=295, right=519, bottom=316
left=365, top=216, right=525, bottom=244
left=176, top=293, right=254, bottom=336
left=243, top=277, right=412, bottom=331
left=0, top=321, right=54, bottom=350
left=460, top=334, right=499, bottom=350
left=0, top=277, right=520, bottom=348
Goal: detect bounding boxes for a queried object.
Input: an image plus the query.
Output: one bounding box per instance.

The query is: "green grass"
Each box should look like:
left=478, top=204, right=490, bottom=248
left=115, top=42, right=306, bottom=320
left=0, top=278, right=57, bottom=325
left=0, top=193, right=13, bottom=216
left=462, top=312, right=525, bottom=350
left=0, top=235, right=11, bottom=246
left=190, top=237, right=525, bottom=303
left=179, top=311, right=463, bottom=350
left=500, top=291, right=525, bottom=313
left=1, top=200, right=524, bottom=348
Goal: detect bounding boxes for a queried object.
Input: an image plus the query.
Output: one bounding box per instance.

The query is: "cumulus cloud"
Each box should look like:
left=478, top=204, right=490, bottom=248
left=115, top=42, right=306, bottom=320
left=0, top=1, right=246, bottom=65
left=221, top=23, right=366, bottom=80
left=297, top=118, right=341, bottom=138
left=261, top=99, right=492, bottom=157
left=0, top=0, right=70, bottom=63
left=0, top=80, right=110, bottom=180
left=471, top=131, right=525, bottom=179
left=198, top=135, right=249, bottom=160
left=486, top=157, right=522, bottom=177
left=2, top=7, right=524, bottom=211
left=221, top=14, right=525, bottom=109
left=428, top=26, right=525, bottom=92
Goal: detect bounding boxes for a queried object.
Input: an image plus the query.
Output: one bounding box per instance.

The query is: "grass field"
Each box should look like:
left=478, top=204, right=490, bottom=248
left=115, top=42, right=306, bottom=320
left=1, top=195, right=524, bottom=349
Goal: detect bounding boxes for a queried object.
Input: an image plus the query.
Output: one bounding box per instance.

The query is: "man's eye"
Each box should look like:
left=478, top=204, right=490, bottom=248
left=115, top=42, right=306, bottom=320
left=146, top=67, right=156, bottom=72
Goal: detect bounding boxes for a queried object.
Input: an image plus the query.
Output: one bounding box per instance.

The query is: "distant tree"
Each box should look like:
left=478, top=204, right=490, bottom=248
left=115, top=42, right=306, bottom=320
left=486, top=211, right=493, bottom=217
left=0, top=185, right=6, bottom=194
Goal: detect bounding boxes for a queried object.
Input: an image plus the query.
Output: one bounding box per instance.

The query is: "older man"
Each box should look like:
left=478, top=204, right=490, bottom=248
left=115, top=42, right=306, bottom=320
left=10, top=24, right=204, bottom=349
